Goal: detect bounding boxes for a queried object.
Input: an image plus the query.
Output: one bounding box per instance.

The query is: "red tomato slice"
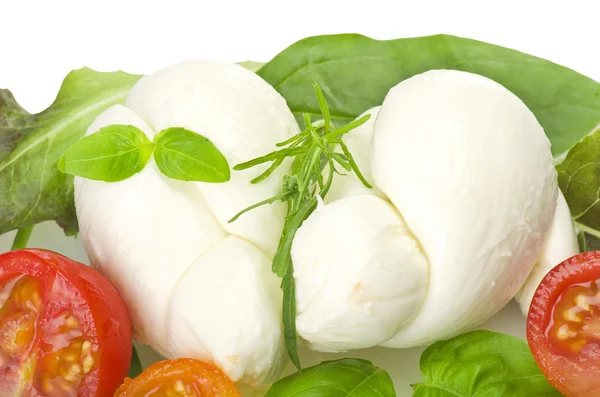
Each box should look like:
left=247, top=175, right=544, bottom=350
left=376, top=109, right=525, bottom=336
left=0, top=249, right=132, bottom=396
left=527, top=251, right=600, bottom=397
left=114, top=358, right=241, bottom=397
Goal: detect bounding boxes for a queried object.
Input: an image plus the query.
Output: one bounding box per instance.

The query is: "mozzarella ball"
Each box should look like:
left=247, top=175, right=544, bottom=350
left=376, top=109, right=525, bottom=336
left=167, top=236, right=283, bottom=387
left=293, top=195, right=428, bottom=351
left=373, top=70, right=557, bottom=347
left=515, top=190, right=579, bottom=314
left=76, top=105, right=226, bottom=356
left=125, top=60, right=297, bottom=257
left=75, top=60, right=299, bottom=387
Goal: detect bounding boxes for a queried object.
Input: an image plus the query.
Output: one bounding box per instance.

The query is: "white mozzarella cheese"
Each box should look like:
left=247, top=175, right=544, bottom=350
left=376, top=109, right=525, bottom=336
left=167, top=236, right=284, bottom=387
left=515, top=190, right=579, bottom=314
left=75, top=60, right=298, bottom=387
left=293, top=194, right=428, bottom=351
left=373, top=70, right=557, bottom=347
left=125, top=60, right=299, bottom=257
left=75, top=105, right=226, bottom=356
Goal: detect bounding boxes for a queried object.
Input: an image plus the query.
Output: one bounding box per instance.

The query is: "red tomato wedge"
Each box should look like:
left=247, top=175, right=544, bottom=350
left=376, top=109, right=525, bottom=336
left=114, top=358, right=241, bottom=397
left=0, top=249, right=132, bottom=397
left=527, top=251, right=600, bottom=397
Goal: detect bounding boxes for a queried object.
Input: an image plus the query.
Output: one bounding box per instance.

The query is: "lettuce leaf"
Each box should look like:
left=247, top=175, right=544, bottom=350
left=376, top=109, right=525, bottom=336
left=0, top=68, right=141, bottom=235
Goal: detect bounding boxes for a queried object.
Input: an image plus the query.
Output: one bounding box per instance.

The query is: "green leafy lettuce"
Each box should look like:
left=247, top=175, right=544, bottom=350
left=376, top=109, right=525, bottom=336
left=0, top=68, right=141, bottom=235
left=0, top=89, right=32, bottom=162
left=557, top=128, right=600, bottom=245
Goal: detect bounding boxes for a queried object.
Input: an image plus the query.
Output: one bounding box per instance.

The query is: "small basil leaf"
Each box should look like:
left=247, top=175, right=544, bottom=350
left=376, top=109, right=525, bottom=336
left=153, top=127, right=230, bottom=183
left=265, top=358, right=396, bottom=397
left=413, top=330, right=561, bottom=397
left=58, top=124, right=154, bottom=182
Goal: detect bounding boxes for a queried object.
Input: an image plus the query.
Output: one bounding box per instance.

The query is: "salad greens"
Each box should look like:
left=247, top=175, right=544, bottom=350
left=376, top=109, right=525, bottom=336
left=0, top=68, right=141, bottom=236
left=153, top=127, right=230, bottom=182
left=231, top=84, right=372, bottom=369
left=58, top=125, right=154, bottom=182
left=413, top=331, right=560, bottom=397
left=58, top=124, right=230, bottom=183
left=557, top=129, right=600, bottom=245
left=0, top=89, right=31, bottom=162
left=10, top=225, right=33, bottom=250
left=265, top=358, right=396, bottom=397
left=3, top=32, right=600, bottom=395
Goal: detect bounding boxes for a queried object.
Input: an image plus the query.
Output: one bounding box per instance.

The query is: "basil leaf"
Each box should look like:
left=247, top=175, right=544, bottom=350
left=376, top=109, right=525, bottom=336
left=58, top=125, right=154, bottom=182
left=265, top=358, right=396, bottom=397
left=0, top=68, right=141, bottom=235
left=153, top=127, right=230, bottom=182
left=413, top=331, right=560, bottom=397
left=557, top=129, right=600, bottom=243
left=259, top=34, right=600, bottom=157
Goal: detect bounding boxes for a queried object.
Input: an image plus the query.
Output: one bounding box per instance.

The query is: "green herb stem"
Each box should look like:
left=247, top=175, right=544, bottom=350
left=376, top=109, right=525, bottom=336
left=230, top=83, right=372, bottom=370
left=11, top=225, right=34, bottom=250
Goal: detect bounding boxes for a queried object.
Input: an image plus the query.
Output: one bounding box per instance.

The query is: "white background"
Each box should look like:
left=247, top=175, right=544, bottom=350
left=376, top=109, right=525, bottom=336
left=1, top=1, right=598, bottom=395
left=2, top=0, right=600, bottom=113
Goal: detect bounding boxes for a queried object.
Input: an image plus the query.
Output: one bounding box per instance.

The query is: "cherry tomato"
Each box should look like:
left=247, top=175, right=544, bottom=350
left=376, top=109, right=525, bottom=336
left=527, top=251, right=600, bottom=397
left=0, top=249, right=132, bottom=396
left=114, top=358, right=241, bottom=397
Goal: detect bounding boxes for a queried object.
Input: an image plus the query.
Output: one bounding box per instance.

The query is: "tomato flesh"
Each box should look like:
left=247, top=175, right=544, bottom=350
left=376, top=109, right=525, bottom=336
left=115, top=358, right=241, bottom=397
left=547, top=278, right=600, bottom=352
left=0, top=249, right=132, bottom=396
left=527, top=251, right=600, bottom=397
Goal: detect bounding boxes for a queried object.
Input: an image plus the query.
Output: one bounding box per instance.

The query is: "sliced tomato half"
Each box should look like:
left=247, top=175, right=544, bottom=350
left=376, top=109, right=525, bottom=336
left=0, top=249, right=132, bottom=396
left=114, top=358, right=241, bottom=396
left=527, top=251, right=600, bottom=397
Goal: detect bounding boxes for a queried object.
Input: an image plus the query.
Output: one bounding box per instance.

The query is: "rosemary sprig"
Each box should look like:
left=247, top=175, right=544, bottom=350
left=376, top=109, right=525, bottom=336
left=229, top=83, right=372, bottom=370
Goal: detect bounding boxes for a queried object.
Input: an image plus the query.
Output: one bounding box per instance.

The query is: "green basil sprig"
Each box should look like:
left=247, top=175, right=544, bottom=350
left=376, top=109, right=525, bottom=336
left=58, top=125, right=230, bottom=183
left=413, top=330, right=561, bottom=397
left=265, top=358, right=396, bottom=397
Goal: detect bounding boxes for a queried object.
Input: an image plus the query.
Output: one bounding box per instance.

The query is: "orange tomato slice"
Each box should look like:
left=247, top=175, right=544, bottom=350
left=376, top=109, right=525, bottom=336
left=114, top=358, right=241, bottom=397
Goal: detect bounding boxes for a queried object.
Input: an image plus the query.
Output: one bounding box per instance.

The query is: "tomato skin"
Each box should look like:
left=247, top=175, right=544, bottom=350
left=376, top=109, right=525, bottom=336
left=115, top=358, right=241, bottom=397
left=0, top=249, right=132, bottom=396
left=527, top=251, right=600, bottom=397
